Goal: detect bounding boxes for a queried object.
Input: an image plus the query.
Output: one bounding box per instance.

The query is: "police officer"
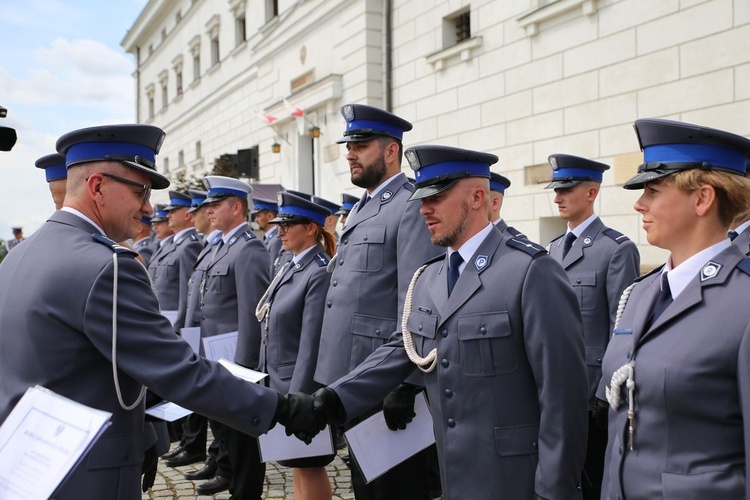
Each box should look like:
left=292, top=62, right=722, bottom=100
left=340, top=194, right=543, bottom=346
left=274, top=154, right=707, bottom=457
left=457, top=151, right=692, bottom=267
left=133, top=215, right=156, bottom=266
left=598, top=118, right=750, bottom=499
left=256, top=192, right=337, bottom=499
left=307, top=144, right=588, bottom=499
left=35, top=153, right=67, bottom=209
left=728, top=164, right=750, bottom=255
left=544, top=154, right=640, bottom=499
left=253, top=197, right=283, bottom=272
left=488, top=172, right=527, bottom=239
left=148, top=204, right=174, bottom=263
left=0, top=124, right=318, bottom=500
left=188, top=189, right=211, bottom=238
left=7, top=227, right=24, bottom=251
left=337, top=192, right=358, bottom=227
left=199, top=176, right=271, bottom=498
left=314, top=104, right=441, bottom=500
left=311, top=195, right=342, bottom=241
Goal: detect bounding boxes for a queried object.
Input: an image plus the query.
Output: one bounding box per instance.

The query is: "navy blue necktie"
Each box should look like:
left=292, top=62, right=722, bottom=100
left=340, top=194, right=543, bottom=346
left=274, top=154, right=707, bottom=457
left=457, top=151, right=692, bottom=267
left=646, top=273, right=672, bottom=330
left=562, top=232, right=577, bottom=258
left=447, top=252, right=463, bottom=296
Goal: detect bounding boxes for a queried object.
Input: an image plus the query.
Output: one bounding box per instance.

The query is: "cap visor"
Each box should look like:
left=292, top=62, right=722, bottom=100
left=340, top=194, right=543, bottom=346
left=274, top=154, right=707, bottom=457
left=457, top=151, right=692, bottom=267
left=545, top=179, right=582, bottom=189
left=409, top=179, right=461, bottom=201
left=622, top=170, right=673, bottom=190
left=269, top=214, right=309, bottom=224
left=336, top=133, right=383, bottom=144
left=121, top=160, right=170, bottom=189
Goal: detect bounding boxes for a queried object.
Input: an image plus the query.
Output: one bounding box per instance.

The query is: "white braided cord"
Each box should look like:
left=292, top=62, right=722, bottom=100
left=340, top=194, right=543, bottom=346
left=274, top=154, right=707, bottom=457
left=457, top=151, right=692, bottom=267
left=401, top=264, right=438, bottom=373
left=255, top=262, right=290, bottom=323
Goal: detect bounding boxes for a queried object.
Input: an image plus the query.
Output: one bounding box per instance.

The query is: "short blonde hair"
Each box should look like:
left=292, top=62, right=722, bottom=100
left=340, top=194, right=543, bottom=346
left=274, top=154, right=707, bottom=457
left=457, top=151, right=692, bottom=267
left=658, top=170, right=750, bottom=227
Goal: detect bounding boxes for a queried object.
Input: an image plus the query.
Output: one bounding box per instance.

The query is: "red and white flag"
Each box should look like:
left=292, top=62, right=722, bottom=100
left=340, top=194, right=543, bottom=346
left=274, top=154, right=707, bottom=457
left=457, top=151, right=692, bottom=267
left=283, top=98, right=304, bottom=118
left=257, top=112, right=278, bottom=124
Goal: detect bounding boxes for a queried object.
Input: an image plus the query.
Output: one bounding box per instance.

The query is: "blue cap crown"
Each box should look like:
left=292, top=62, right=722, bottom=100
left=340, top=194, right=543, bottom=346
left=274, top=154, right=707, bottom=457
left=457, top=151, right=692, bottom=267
left=337, top=193, right=359, bottom=214
left=312, top=196, right=341, bottom=215
left=337, top=104, right=413, bottom=144
left=489, top=172, right=511, bottom=194
left=406, top=145, right=498, bottom=200
left=545, top=154, right=610, bottom=189
left=252, top=197, right=278, bottom=214
left=203, top=176, right=252, bottom=202
left=35, top=153, right=67, bottom=182
left=165, top=190, right=192, bottom=210
left=272, top=192, right=331, bottom=226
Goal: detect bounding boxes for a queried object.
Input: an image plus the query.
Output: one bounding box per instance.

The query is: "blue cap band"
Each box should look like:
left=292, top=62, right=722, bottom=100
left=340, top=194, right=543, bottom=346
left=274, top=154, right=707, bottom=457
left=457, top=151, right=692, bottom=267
left=341, top=201, right=356, bottom=210
left=489, top=180, right=506, bottom=194
left=552, top=167, right=604, bottom=182
left=154, top=211, right=168, bottom=218
left=643, top=143, right=746, bottom=174
left=45, top=163, right=68, bottom=182
left=254, top=201, right=277, bottom=212
left=65, top=141, right=155, bottom=167
left=345, top=119, right=404, bottom=140
left=414, top=161, right=490, bottom=183
left=169, top=198, right=192, bottom=207
left=279, top=205, right=327, bottom=226
left=191, top=196, right=207, bottom=206
left=208, top=187, right=248, bottom=198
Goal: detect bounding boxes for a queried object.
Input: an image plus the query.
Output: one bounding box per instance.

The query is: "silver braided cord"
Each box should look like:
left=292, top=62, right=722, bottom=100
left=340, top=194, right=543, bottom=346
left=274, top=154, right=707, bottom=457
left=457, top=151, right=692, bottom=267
left=255, top=261, right=290, bottom=323
left=111, top=253, right=146, bottom=411
left=605, top=282, right=637, bottom=411
left=401, top=264, right=437, bottom=373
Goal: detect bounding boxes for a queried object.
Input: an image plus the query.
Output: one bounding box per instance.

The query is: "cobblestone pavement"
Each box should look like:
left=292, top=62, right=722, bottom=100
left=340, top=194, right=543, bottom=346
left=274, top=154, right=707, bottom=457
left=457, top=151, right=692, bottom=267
left=142, top=447, right=354, bottom=500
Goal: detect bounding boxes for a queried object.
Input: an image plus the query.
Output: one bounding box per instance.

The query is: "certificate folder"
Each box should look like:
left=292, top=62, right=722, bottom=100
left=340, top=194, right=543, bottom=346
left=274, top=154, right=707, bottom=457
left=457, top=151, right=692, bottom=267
left=0, top=385, right=112, bottom=500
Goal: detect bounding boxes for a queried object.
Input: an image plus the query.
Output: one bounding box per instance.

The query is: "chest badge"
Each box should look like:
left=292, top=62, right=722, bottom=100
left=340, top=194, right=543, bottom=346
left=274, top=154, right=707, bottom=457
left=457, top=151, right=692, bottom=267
left=475, top=255, right=488, bottom=271
left=700, top=261, right=721, bottom=281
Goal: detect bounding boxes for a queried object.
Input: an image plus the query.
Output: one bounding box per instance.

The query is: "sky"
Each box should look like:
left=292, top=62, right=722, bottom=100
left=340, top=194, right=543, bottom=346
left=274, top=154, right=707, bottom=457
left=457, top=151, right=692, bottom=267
left=0, top=0, right=148, bottom=239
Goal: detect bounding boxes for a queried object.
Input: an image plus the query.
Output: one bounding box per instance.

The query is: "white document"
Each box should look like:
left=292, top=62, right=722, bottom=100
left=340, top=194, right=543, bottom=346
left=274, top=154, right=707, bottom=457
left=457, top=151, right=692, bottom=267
left=161, top=310, right=178, bottom=326
left=145, top=401, right=193, bottom=422
left=202, top=331, right=238, bottom=361
left=345, top=392, right=435, bottom=483
left=258, top=424, right=334, bottom=463
left=0, top=385, right=112, bottom=500
left=217, top=359, right=268, bottom=384
left=181, top=326, right=201, bottom=354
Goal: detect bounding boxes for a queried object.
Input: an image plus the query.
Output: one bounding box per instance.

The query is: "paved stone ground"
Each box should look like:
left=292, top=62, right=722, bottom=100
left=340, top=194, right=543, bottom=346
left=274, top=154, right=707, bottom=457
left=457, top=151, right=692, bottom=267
left=142, top=447, right=354, bottom=500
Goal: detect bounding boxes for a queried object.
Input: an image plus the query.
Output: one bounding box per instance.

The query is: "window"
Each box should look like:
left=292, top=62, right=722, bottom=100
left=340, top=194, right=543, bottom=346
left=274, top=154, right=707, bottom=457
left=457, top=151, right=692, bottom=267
left=195, top=141, right=202, bottom=159
left=163, top=157, right=170, bottom=174
left=193, top=53, right=201, bottom=80
left=211, top=36, right=220, bottom=66
left=266, top=0, right=278, bottom=23
left=161, top=28, right=167, bottom=43
left=235, top=15, right=246, bottom=46
left=205, top=15, right=220, bottom=67
left=176, top=70, right=183, bottom=95
left=173, top=55, right=184, bottom=96
left=178, top=150, right=185, bottom=168
left=176, top=10, right=182, bottom=23
left=454, top=11, right=471, bottom=44
left=161, top=81, right=168, bottom=109
left=443, top=8, right=471, bottom=48
left=146, top=84, right=155, bottom=119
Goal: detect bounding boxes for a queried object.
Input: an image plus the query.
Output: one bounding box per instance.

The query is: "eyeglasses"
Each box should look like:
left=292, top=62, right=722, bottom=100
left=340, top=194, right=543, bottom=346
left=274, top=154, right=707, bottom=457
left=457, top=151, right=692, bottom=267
left=100, top=173, right=151, bottom=205
left=276, top=221, right=307, bottom=232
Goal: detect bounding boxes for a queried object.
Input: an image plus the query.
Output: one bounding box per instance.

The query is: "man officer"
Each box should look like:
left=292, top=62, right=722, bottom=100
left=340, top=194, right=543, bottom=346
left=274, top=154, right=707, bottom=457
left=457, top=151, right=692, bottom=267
left=0, top=124, right=318, bottom=499
left=307, top=145, right=588, bottom=499
left=199, top=176, right=270, bottom=498
left=7, top=227, right=24, bottom=251
left=148, top=204, right=174, bottom=260
left=253, top=197, right=283, bottom=271
left=312, top=195, right=342, bottom=241
left=35, top=153, right=67, bottom=209
left=545, top=154, right=640, bottom=499
left=488, top=172, right=527, bottom=239
left=133, top=215, right=156, bottom=266
left=315, top=104, right=441, bottom=500
left=337, top=192, right=358, bottom=227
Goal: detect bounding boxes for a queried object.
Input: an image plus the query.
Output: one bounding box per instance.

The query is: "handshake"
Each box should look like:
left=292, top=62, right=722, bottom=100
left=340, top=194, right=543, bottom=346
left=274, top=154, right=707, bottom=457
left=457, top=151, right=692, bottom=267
left=273, top=388, right=346, bottom=444
left=273, top=383, right=421, bottom=444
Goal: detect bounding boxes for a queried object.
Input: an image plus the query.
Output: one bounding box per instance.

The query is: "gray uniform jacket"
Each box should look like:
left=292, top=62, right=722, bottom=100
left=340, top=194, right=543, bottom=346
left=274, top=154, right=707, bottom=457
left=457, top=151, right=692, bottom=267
left=147, top=228, right=201, bottom=331
left=0, top=211, right=277, bottom=500
left=200, top=223, right=270, bottom=369
left=181, top=237, right=218, bottom=330
left=263, top=227, right=284, bottom=274
left=315, top=172, right=441, bottom=385
left=598, top=245, right=750, bottom=499
left=732, top=225, right=750, bottom=255
left=330, top=227, right=588, bottom=500
left=548, top=217, right=640, bottom=408
left=494, top=218, right=527, bottom=240
left=133, top=236, right=156, bottom=266
left=259, top=244, right=329, bottom=395
left=6, top=237, right=23, bottom=251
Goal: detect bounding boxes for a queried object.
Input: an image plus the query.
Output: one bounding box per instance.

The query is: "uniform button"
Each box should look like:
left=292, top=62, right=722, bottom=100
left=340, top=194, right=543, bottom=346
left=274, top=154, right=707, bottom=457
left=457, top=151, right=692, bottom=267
left=480, top=323, right=487, bottom=334
left=441, top=359, right=449, bottom=368
left=339, top=259, right=344, bottom=265
left=444, top=389, right=452, bottom=398
left=597, top=357, right=602, bottom=363
left=447, top=418, right=455, bottom=428
left=576, top=278, right=582, bottom=284
left=252, top=417, right=260, bottom=425
left=619, top=445, right=623, bottom=455
left=441, top=329, right=448, bottom=338
left=418, top=324, right=423, bottom=331
left=375, top=329, right=381, bottom=336
left=343, top=238, right=348, bottom=244
left=364, top=235, right=368, bottom=241
left=532, top=440, right=538, bottom=449
left=332, top=280, right=338, bottom=286
left=326, top=301, right=332, bottom=308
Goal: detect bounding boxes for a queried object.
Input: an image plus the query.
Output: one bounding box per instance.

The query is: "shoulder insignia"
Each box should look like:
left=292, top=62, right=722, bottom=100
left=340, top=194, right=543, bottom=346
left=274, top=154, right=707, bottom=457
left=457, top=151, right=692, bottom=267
left=736, top=258, right=750, bottom=277
left=315, top=253, right=330, bottom=267
left=634, top=264, right=664, bottom=282
left=506, top=226, right=525, bottom=238
left=602, top=227, right=630, bottom=244
left=92, top=234, right=138, bottom=256
left=189, top=233, right=198, bottom=241
left=403, top=182, right=416, bottom=193
left=506, top=237, right=546, bottom=258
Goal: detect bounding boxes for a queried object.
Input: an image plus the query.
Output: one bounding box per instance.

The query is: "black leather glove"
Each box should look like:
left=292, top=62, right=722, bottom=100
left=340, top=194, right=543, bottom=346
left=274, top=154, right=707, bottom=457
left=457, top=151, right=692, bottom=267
left=382, top=383, right=419, bottom=431
left=274, top=392, right=326, bottom=444
left=312, top=387, right=347, bottom=426
left=592, top=397, right=609, bottom=431
left=141, top=443, right=158, bottom=493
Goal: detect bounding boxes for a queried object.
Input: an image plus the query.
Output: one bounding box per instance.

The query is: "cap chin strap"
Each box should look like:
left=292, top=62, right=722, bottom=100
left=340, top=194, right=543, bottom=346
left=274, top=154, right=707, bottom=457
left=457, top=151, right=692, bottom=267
left=111, top=253, right=147, bottom=411
left=402, top=264, right=437, bottom=373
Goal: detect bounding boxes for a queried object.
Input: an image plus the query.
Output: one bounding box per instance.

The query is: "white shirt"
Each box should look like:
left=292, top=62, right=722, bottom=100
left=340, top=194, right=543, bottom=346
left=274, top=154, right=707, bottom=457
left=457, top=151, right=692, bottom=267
left=731, top=220, right=750, bottom=236
left=661, top=239, right=731, bottom=300
left=367, top=172, right=402, bottom=199
left=221, top=222, right=248, bottom=244
left=173, top=227, right=193, bottom=241
left=567, top=212, right=598, bottom=239
left=61, top=207, right=105, bottom=236
left=449, top=223, right=495, bottom=276
left=292, top=245, right=316, bottom=265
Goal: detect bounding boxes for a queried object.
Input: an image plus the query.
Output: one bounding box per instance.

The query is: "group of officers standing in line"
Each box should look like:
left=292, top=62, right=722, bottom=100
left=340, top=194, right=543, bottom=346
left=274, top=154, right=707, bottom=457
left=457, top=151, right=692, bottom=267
left=1, top=101, right=750, bottom=500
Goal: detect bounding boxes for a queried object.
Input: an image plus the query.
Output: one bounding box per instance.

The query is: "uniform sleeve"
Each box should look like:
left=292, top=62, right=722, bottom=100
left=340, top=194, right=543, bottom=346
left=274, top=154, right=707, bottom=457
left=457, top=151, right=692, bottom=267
left=736, top=320, right=750, bottom=499
left=234, top=242, right=270, bottom=369
left=521, top=255, right=588, bottom=499
left=288, top=266, right=328, bottom=394
left=82, top=255, right=278, bottom=436
left=606, top=241, right=640, bottom=332
left=174, top=240, right=202, bottom=332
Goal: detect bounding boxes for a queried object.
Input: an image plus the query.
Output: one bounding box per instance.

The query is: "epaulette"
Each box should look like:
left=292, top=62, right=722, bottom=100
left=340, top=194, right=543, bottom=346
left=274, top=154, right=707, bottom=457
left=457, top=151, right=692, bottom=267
left=506, top=237, right=546, bottom=258
left=189, top=233, right=199, bottom=241
left=602, top=227, right=630, bottom=244
left=92, top=234, right=138, bottom=256
left=505, top=226, right=526, bottom=238
left=634, top=264, right=664, bottom=282
left=736, top=258, right=750, bottom=277
left=243, top=231, right=255, bottom=240
left=403, top=182, right=416, bottom=193
left=315, top=253, right=330, bottom=267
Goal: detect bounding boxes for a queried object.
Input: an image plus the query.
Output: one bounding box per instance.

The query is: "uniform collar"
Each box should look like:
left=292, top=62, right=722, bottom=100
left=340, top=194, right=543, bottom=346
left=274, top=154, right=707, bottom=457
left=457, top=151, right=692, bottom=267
left=449, top=222, right=494, bottom=275
left=731, top=219, right=750, bottom=235
left=174, top=227, right=194, bottom=241
left=222, top=222, right=248, bottom=244
left=662, top=238, right=731, bottom=300
left=61, top=206, right=105, bottom=236
left=567, top=212, right=598, bottom=239
left=367, top=171, right=402, bottom=199
left=292, top=244, right=317, bottom=265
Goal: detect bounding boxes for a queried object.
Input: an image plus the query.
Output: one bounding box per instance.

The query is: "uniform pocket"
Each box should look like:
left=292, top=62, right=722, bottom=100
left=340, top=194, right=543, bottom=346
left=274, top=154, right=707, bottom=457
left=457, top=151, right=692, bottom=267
left=349, top=313, right=396, bottom=369
left=349, top=225, right=386, bottom=273
left=458, top=312, right=515, bottom=376
left=568, top=270, right=596, bottom=311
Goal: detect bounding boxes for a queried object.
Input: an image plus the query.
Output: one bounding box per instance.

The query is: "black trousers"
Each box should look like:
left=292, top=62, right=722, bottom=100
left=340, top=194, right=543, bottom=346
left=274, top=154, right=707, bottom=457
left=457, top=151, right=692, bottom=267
left=211, top=421, right=265, bottom=499
left=582, top=410, right=608, bottom=500
left=180, top=413, right=207, bottom=454
left=207, top=419, right=233, bottom=479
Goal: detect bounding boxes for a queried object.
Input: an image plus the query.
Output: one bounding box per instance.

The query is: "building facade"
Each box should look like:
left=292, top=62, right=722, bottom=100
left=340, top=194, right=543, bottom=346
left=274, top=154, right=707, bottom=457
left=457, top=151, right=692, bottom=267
left=122, top=0, right=750, bottom=269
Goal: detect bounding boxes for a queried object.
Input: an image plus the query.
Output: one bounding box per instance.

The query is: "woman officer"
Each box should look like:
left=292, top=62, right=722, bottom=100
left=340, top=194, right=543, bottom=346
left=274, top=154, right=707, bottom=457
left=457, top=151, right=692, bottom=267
left=256, top=192, right=336, bottom=500
left=598, top=118, right=750, bottom=498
